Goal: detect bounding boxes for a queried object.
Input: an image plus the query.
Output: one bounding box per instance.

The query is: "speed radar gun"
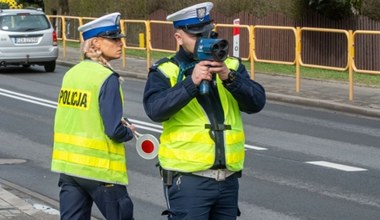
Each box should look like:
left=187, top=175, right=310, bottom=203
left=194, top=35, right=229, bottom=95
left=122, top=118, right=159, bottom=160
left=166, top=2, right=229, bottom=95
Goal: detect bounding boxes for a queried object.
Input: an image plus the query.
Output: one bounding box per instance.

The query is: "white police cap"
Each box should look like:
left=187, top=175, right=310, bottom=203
left=167, top=2, right=214, bottom=35
left=78, top=12, right=126, bottom=41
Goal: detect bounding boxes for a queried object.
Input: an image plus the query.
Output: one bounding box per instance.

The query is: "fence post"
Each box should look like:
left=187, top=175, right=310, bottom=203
left=296, top=27, right=301, bottom=93
left=120, top=19, right=126, bottom=69
left=233, top=19, right=240, bottom=57
left=348, top=30, right=354, bottom=101
left=139, top=33, right=145, bottom=48
left=250, top=25, right=255, bottom=80
left=145, top=20, right=151, bottom=72
left=62, top=17, right=67, bottom=58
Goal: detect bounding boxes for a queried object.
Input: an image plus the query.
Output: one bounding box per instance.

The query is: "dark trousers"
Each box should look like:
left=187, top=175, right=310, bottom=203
left=163, top=173, right=240, bottom=220
left=58, top=174, right=134, bottom=220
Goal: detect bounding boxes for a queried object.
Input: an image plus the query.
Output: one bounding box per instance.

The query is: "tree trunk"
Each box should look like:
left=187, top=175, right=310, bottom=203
left=58, top=0, right=69, bottom=15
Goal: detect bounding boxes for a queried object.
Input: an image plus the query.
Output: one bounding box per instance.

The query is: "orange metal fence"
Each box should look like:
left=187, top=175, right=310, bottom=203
left=215, top=24, right=254, bottom=79
left=47, top=15, right=380, bottom=101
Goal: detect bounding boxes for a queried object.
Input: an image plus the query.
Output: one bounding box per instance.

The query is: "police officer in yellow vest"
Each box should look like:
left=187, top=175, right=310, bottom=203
left=51, top=12, right=136, bottom=220
left=143, top=2, right=266, bottom=220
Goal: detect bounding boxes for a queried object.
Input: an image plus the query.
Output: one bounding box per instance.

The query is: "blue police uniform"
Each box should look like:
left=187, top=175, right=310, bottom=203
left=143, top=3, right=266, bottom=219
left=55, top=12, right=134, bottom=220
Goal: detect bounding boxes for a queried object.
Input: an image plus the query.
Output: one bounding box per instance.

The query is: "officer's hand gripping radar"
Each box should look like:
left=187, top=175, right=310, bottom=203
left=193, top=31, right=229, bottom=95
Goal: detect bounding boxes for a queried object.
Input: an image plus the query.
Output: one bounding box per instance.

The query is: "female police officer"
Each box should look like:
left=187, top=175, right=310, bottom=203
left=51, top=12, right=136, bottom=220
left=143, top=2, right=266, bottom=220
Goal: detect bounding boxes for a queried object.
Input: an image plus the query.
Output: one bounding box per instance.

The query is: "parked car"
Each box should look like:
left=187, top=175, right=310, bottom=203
left=0, top=8, right=58, bottom=72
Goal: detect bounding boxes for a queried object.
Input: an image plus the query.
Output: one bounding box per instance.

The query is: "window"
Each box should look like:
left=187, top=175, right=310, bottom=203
left=0, top=14, right=50, bottom=31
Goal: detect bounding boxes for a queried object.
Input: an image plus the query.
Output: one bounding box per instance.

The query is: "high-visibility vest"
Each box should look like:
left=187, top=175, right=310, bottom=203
left=51, top=60, right=129, bottom=185
left=157, top=57, right=245, bottom=172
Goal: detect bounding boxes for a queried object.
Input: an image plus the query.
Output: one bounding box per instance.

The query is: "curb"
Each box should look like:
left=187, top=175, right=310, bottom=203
left=0, top=178, right=101, bottom=220
left=0, top=178, right=58, bottom=210
left=0, top=178, right=58, bottom=220
left=267, top=93, right=380, bottom=118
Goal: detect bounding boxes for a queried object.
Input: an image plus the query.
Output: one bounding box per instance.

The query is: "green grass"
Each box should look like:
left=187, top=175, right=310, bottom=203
left=254, top=62, right=380, bottom=87
left=59, top=41, right=380, bottom=88
left=60, top=41, right=80, bottom=48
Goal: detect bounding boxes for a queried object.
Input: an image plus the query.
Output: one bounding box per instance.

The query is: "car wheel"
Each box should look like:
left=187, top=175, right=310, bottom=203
left=44, top=61, right=56, bottom=72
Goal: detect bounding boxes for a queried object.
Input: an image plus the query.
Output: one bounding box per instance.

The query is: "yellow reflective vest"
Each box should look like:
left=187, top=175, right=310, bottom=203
left=157, top=57, right=245, bottom=173
left=51, top=60, right=129, bottom=185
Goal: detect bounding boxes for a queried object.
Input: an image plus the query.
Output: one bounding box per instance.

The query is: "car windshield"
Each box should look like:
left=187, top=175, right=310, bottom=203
left=0, top=14, right=50, bottom=32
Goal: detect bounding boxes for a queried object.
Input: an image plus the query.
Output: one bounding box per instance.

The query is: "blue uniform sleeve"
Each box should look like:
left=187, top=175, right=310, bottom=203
left=99, top=73, right=134, bottom=142
left=223, top=64, right=266, bottom=114
left=143, top=60, right=266, bottom=122
left=143, top=69, right=199, bottom=122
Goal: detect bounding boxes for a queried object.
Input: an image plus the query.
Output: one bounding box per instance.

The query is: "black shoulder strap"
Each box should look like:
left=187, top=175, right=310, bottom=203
left=149, top=56, right=178, bottom=72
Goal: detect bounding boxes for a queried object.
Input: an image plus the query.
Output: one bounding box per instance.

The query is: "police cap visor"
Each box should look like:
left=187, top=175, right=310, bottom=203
left=181, top=22, right=214, bottom=35
left=97, top=30, right=126, bottom=39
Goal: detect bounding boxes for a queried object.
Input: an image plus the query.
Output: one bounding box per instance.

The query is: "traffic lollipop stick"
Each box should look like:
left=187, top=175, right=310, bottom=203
left=121, top=117, right=159, bottom=160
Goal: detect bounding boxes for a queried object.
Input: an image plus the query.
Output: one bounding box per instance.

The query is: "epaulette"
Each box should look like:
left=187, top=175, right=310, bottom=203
left=149, top=56, right=177, bottom=71
left=229, top=56, right=242, bottom=63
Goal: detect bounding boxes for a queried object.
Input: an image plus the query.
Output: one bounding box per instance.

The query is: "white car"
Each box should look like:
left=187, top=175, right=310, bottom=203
left=0, top=8, right=58, bottom=72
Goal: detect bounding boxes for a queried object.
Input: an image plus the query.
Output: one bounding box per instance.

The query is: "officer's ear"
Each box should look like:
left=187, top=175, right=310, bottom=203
left=92, top=38, right=101, bottom=48
left=174, top=29, right=183, bottom=46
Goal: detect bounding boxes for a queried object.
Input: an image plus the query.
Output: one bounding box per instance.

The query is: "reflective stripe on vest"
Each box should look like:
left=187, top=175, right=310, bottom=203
left=157, top=57, right=245, bottom=172
left=51, top=60, right=128, bottom=185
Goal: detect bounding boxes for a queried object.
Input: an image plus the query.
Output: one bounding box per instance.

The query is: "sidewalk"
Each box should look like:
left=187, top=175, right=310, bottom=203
left=0, top=178, right=59, bottom=220
left=1, top=46, right=380, bottom=220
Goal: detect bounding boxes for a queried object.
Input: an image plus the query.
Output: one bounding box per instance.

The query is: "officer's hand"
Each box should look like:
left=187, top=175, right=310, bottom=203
left=121, top=117, right=136, bottom=133
left=208, top=61, right=229, bottom=81
left=191, top=61, right=212, bottom=86
left=127, top=124, right=136, bottom=133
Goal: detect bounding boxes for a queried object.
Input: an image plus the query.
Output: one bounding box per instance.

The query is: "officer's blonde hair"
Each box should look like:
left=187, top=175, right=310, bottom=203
left=80, top=38, right=125, bottom=83
left=80, top=38, right=112, bottom=68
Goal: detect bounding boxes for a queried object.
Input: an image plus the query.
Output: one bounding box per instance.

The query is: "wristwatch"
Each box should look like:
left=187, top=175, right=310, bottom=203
left=222, top=71, right=237, bottom=85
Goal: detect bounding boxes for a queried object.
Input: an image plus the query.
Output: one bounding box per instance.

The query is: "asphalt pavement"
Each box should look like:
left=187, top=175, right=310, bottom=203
left=0, top=46, right=379, bottom=219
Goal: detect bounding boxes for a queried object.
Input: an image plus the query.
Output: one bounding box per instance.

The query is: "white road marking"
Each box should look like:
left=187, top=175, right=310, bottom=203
left=129, top=118, right=162, bottom=129
left=11, top=87, right=373, bottom=164
left=306, top=161, right=367, bottom=172
left=245, top=144, right=268, bottom=151
left=0, top=159, right=27, bottom=165
left=129, top=120, right=163, bottom=133
left=33, top=204, right=60, bottom=215
left=0, top=91, right=57, bottom=109
left=1, top=87, right=270, bottom=151
left=0, top=88, right=57, bottom=105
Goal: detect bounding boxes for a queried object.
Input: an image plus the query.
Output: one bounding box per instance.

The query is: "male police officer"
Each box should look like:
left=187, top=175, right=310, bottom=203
left=52, top=13, right=135, bottom=220
left=143, top=2, right=266, bottom=220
